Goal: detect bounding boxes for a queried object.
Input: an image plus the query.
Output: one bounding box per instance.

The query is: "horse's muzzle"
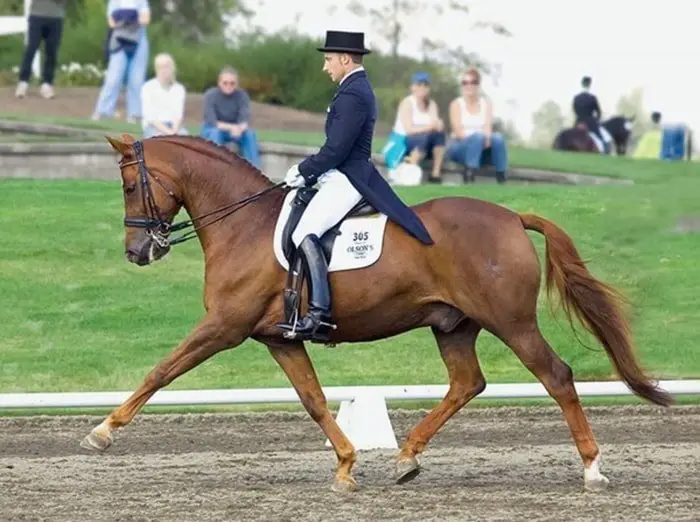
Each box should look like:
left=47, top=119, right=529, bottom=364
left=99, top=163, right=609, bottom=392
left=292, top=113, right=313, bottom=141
left=125, top=236, right=170, bottom=266
left=126, top=239, right=152, bottom=266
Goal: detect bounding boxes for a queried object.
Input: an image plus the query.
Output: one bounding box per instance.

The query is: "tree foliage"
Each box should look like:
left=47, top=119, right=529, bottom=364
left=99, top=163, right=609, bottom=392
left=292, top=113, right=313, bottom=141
left=530, top=99, right=565, bottom=148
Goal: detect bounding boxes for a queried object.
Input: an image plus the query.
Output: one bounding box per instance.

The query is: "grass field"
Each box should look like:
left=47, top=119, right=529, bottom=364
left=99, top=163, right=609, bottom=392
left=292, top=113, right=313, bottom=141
left=1, top=156, right=699, bottom=395
left=3, top=112, right=694, bottom=179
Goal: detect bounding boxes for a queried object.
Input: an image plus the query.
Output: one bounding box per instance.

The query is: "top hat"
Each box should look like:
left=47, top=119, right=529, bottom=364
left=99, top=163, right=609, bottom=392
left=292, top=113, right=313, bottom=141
left=317, top=30, right=371, bottom=55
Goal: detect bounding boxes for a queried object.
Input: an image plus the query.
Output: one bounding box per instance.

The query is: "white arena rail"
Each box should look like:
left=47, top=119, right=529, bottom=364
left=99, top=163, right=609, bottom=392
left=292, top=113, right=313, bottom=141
left=0, top=0, right=40, bottom=78
left=1, top=380, right=698, bottom=450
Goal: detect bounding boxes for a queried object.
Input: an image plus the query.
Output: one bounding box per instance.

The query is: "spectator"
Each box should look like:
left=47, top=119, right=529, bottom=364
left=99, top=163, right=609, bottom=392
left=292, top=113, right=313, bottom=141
left=15, top=0, right=67, bottom=100
left=392, top=71, right=446, bottom=183
left=447, top=67, right=508, bottom=183
left=200, top=67, right=261, bottom=167
left=92, top=0, right=151, bottom=123
left=633, top=112, right=662, bottom=160
left=141, top=53, right=187, bottom=138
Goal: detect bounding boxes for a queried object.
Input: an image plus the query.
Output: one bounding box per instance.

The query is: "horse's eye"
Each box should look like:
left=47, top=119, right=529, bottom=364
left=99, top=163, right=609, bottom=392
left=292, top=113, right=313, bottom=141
left=124, top=183, right=137, bottom=195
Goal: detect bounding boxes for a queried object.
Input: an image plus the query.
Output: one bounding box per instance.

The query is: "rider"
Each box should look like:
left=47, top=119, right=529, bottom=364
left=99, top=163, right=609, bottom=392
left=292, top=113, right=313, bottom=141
left=572, top=76, right=609, bottom=153
left=278, top=30, right=434, bottom=342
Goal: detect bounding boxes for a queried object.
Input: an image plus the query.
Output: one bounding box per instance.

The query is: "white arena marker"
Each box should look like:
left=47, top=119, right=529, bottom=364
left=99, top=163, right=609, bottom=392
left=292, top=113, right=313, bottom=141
left=325, top=390, right=398, bottom=450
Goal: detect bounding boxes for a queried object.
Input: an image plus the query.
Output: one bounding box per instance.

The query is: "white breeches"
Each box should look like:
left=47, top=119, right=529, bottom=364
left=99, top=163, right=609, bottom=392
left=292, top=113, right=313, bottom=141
left=292, top=169, right=363, bottom=247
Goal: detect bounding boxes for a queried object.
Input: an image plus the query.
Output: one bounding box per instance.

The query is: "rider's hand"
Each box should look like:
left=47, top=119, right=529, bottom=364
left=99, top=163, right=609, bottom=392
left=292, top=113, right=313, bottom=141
left=284, top=164, right=305, bottom=188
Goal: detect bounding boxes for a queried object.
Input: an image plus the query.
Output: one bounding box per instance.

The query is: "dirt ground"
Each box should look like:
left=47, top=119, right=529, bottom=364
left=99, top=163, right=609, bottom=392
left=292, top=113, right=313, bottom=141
left=0, top=86, right=328, bottom=132
left=1, top=405, right=698, bottom=522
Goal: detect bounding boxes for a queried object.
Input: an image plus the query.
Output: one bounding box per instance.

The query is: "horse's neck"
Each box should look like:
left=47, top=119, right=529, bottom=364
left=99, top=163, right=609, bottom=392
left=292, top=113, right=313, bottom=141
left=179, top=157, right=280, bottom=254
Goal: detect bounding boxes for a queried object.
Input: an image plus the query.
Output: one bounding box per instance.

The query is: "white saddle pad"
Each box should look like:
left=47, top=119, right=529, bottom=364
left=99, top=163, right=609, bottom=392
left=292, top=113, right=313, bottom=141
left=273, top=189, right=389, bottom=272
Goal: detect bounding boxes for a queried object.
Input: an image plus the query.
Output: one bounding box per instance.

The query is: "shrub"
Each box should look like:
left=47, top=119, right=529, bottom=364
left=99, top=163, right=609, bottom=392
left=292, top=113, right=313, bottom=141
left=0, top=4, right=461, bottom=122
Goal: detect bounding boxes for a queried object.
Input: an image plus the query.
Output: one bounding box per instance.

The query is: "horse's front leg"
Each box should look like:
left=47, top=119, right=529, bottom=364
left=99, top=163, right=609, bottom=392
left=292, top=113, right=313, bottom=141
left=81, top=314, right=246, bottom=451
left=264, top=339, right=358, bottom=493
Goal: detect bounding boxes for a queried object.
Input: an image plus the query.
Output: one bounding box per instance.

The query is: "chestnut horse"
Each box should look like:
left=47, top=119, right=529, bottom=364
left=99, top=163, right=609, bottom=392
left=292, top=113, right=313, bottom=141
left=81, top=134, right=672, bottom=493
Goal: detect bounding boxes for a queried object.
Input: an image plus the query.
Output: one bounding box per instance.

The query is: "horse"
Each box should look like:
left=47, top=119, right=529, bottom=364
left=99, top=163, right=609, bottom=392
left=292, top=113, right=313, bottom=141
left=553, top=115, right=634, bottom=155
left=81, top=133, right=672, bottom=493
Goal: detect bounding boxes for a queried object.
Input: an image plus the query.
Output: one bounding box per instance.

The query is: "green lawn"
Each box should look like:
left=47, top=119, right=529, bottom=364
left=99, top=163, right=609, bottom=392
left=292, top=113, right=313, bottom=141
left=1, top=160, right=699, bottom=395
left=2, top=112, right=694, bottom=180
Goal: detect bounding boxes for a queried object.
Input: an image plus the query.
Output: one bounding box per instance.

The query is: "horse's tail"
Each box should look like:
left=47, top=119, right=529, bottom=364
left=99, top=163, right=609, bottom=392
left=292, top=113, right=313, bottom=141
left=519, top=213, right=673, bottom=406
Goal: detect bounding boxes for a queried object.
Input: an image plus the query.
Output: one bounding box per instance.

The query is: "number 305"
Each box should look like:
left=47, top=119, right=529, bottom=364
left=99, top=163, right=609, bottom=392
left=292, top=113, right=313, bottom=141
left=353, top=231, right=369, bottom=242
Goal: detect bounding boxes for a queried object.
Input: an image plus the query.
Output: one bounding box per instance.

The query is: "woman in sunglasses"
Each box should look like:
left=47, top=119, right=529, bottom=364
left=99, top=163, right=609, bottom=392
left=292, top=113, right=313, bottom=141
left=447, top=67, right=508, bottom=183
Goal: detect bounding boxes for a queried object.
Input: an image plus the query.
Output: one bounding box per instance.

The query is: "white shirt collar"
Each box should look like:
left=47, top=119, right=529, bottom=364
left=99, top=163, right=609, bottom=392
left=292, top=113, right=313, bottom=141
left=340, top=66, right=364, bottom=86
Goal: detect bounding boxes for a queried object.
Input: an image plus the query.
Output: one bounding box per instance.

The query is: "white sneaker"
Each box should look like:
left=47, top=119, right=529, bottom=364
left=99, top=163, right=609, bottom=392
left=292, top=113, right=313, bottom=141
left=15, top=81, right=28, bottom=98
left=40, top=83, right=55, bottom=99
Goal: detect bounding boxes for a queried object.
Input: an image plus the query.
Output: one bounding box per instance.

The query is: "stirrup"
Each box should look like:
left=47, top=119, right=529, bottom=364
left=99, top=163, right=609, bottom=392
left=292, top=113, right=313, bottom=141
left=278, top=313, right=337, bottom=343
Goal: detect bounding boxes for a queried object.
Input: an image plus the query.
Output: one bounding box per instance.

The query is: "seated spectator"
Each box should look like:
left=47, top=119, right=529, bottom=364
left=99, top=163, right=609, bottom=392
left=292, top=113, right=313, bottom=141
left=200, top=67, right=261, bottom=167
left=141, top=53, right=187, bottom=138
left=446, top=67, right=508, bottom=183
left=392, top=72, right=446, bottom=183
left=92, top=0, right=151, bottom=123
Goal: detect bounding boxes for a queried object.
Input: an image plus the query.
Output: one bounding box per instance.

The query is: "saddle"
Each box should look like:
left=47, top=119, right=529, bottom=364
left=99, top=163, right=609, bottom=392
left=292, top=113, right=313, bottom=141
left=280, top=187, right=377, bottom=328
left=280, top=187, right=376, bottom=264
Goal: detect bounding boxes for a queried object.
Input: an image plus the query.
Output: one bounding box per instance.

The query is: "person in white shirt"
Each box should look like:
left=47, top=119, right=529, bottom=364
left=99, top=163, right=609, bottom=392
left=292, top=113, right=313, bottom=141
left=447, top=67, right=508, bottom=183
left=141, top=53, right=187, bottom=138
left=393, top=71, right=446, bottom=183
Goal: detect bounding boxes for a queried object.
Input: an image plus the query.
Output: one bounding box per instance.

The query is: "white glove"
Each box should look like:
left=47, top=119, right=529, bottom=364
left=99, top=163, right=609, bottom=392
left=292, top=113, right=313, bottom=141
left=284, top=164, right=305, bottom=188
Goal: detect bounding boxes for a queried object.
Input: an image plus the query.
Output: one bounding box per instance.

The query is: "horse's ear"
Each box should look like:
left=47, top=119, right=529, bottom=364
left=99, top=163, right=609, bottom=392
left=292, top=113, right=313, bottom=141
left=105, top=135, right=131, bottom=155
left=120, top=133, right=136, bottom=144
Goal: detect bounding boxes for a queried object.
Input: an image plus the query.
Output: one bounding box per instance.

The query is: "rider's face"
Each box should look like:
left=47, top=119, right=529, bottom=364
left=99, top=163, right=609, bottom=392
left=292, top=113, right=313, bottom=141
left=323, top=53, right=350, bottom=83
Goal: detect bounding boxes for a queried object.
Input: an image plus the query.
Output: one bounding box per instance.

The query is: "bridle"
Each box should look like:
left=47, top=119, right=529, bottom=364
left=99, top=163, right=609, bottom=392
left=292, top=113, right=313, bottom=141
left=119, top=140, right=284, bottom=247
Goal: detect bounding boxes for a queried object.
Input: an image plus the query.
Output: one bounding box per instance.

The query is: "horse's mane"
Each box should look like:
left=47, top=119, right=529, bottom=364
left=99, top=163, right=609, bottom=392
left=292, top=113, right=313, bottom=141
left=151, top=135, right=274, bottom=186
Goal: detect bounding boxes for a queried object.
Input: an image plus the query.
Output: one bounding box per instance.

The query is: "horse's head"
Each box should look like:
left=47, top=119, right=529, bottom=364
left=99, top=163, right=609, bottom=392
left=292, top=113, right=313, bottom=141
left=107, top=134, right=184, bottom=266
left=604, top=115, right=635, bottom=155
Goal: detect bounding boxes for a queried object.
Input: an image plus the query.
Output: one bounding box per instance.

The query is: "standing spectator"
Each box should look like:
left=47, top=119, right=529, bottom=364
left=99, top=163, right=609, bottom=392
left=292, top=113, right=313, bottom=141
left=392, top=71, right=447, bottom=183
left=15, top=0, right=67, bottom=99
left=446, top=67, right=508, bottom=183
left=141, top=53, right=187, bottom=138
left=200, top=67, right=261, bottom=167
left=92, top=0, right=151, bottom=123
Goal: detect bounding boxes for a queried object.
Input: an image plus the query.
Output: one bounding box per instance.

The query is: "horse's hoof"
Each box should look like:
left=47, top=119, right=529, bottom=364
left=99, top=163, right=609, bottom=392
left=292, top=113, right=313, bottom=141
left=584, top=473, right=610, bottom=492
left=395, top=456, right=421, bottom=484
left=583, top=454, right=609, bottom=492
left=331, top=475, right=358, bottom=493
left=80, top=429, right=113, bottom=452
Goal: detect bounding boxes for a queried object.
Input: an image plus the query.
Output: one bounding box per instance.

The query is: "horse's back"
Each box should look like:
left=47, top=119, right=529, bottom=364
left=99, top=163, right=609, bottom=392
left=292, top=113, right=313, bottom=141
left=392, top=196, right=529, bottom=259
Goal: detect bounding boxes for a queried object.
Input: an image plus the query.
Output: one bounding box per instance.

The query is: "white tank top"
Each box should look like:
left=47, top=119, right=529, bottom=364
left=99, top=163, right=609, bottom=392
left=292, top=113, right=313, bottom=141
left=458, top=97, right=487, bottom=136
left=393, top=96, right=432, bottom=135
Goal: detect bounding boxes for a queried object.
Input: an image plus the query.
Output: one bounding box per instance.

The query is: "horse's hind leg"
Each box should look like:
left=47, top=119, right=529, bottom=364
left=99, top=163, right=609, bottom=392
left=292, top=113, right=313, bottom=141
left=396, top=320, right=485, bottom=483
left=499, top=322, right=609, bottom=491
left=265, top=339, right=357, bottom=493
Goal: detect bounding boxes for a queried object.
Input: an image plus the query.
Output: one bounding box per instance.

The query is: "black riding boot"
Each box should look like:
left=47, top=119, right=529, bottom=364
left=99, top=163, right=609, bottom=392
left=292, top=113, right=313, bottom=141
left=278, top=234, right=335, bottom=342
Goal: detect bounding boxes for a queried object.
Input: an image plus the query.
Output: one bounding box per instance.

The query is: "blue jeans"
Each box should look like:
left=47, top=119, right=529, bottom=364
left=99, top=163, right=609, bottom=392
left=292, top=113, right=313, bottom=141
left=200, top=124, right=261, bottom=167
left=447, top=132, right=508, bottom=173
left=93, top=37, right=149, bottom=120
left=405, top=130, right=446, bottom=159
left=142, top=122, right=189, bottom=138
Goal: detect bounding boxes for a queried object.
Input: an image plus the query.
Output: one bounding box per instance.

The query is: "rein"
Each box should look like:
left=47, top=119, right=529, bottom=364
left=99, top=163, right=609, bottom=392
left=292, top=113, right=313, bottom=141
left=120, top=140, right=284, bottom=247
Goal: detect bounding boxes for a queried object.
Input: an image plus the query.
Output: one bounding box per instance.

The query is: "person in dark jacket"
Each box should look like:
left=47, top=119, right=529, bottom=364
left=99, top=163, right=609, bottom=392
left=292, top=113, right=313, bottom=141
left=572, top=76, right=608, bottom=152
left=279, top=30, right=434, bottom=342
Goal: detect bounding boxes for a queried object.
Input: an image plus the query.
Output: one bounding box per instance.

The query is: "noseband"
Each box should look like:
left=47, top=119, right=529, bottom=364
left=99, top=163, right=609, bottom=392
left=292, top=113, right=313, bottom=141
left=118, top=140, right=283, bottom=247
